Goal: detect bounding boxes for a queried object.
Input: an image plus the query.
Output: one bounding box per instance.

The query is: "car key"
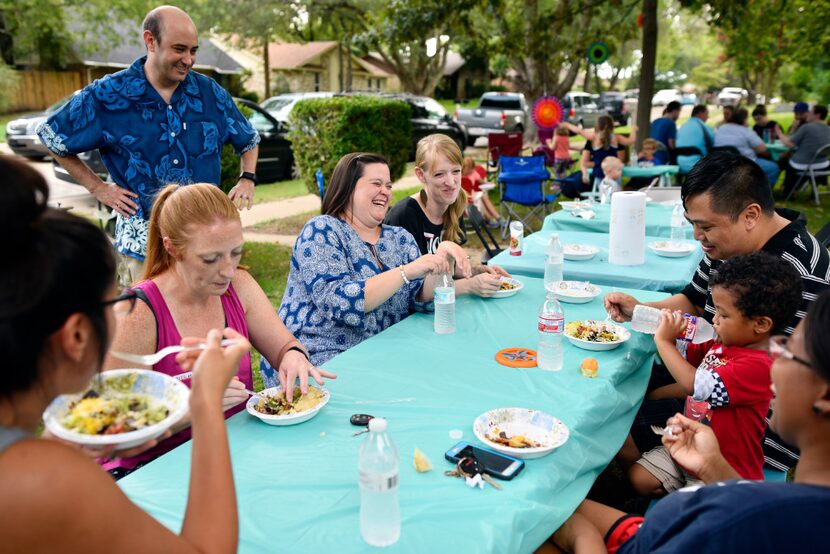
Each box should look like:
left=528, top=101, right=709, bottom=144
left=459, top=456, right=502, bottom=490
left=350, top=414, right=374, bottom=436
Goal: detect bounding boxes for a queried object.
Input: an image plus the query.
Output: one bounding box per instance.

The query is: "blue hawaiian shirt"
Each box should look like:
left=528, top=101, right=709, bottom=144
left=260, top=216, right=431, bottom=385
left=36, top=56, right=259, bottom=260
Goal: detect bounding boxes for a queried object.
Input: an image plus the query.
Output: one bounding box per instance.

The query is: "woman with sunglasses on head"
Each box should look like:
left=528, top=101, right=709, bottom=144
left=267, top=152, right=457, bottom=369
left=103, top=183, right=332, bottom=478
left=0, top=157, right=248, bottom=551
left=545, top=290, right=830, bottom=553
left=384, top=134, right=510, bottom=298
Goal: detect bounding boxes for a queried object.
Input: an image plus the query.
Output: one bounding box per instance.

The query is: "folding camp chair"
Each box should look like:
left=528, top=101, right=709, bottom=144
left=783, top=143, right=830, bottom=206
left=465, top=204, right=503, bottom=263
left=487, top=132, right=526, bottom=180
left=497, top=155, right=557, bottom=237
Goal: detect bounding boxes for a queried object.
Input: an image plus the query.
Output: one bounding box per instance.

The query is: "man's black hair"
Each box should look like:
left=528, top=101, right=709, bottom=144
left=681, top=150, right=775, bottom=220
left=665, top=101, right=681, bottom=114
left=691, top=104, right=707, bottom=117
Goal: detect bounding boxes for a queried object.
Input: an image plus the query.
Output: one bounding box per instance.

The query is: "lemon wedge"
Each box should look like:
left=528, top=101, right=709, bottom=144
left=413, top=448, right=432, bottom=473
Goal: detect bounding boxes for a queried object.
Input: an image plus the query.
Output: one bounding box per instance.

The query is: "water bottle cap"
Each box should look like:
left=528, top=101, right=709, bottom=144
left=368, top=417, right=387, bottom=432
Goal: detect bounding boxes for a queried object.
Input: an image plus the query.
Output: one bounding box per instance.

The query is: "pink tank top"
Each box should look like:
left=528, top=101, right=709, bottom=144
left=103, top=280, right=252, bottom=471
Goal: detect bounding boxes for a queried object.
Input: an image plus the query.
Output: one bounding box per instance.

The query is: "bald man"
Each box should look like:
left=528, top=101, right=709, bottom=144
left=38, top=6, right=259, bottom=283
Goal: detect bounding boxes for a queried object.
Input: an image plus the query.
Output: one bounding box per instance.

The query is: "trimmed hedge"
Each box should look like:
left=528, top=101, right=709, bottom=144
left=288, top=96, right=412, bottom=196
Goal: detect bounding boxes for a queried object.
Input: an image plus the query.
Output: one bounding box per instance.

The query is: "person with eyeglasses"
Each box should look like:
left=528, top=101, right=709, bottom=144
left=0, top=157, right=249, bottom=551
left=543, top=289, right=830, bottom=554
left=103, top=183, right=331, bottom=478
left=265, top=152, right=463, bottom=371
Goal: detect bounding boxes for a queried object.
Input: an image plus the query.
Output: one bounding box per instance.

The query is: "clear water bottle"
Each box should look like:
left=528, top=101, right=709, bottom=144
left=538, top=292, right=565, bottom=371
left=630, top=305, right=716, bottom=344
left=670, top=201, right=687, bottom=244
left=433, top=270, right=456, bottom=334
left=544, top=233, right=564, bottom=292
left=359, top=418, right=400, bottom=547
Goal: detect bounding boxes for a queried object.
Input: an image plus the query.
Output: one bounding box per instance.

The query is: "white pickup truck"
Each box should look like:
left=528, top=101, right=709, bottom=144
left=454, top=92, right=529, bottom=146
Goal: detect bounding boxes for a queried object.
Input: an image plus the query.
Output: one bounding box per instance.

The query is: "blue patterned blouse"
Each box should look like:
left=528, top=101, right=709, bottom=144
left=260, top=215, right=429, bottom=383
left=36, top=56, right=259, bottom=260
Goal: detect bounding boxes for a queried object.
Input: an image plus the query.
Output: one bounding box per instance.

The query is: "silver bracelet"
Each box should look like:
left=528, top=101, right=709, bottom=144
left=399, top=265, right=410, bottom=285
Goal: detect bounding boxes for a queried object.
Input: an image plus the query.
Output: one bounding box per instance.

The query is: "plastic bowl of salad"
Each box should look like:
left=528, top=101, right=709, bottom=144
left=43, top=369, right=190, bottom=449
left=564, top=320, right=630, bottom=351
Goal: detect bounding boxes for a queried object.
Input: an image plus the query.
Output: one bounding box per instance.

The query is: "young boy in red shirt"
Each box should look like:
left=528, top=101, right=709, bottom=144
left=630, top=252, right=802, bottom=495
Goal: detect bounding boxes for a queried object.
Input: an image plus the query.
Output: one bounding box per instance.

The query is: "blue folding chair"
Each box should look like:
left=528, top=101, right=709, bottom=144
left=497, top=155, right=557, bottom=237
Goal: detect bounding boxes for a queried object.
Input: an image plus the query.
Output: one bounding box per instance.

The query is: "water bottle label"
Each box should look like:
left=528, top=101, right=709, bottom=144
left=359, top=470, right=399, bottom=492
left=509, top=235, right=522, bottom=256
left=434, top=288, right=455, bottom=304
left=538, top=315, right=564, bottom=333
left=680, top=315, right=697, bottom=341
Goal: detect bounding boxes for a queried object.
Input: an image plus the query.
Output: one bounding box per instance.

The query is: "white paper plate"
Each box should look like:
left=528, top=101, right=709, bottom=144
left=648, top=240, right=696, bottom=258
left=492, top=277, right=523, bottom=298
left=563, top=244, right=599, bottom=261
left=473, top=408, right=569, bottom=459
left=43, top=369, right=190, bottom=449
left=246, top=386, right=330, bottom=426
left=548, top=281, right=602, bottom=304
left=564, top=320, right=630, bottom=351
left=560, top=200, right=593, bottom=211
left=479, top=183, right=496, bottom=191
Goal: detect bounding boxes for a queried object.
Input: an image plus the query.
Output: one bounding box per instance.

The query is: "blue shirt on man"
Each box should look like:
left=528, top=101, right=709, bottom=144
left=37, top=56, right=259, bottom=259
left=650, top=117, right=677, bottom=148
left=676, top=117, right=715, bottom=173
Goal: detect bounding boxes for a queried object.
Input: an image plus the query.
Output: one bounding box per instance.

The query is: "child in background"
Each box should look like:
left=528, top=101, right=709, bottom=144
left=552, top=125, right=575, bottom=179
left=598, top=156, right=623, bottom=203
left=629, top=252, right=802, bottom=497
left=461, top=156, right=501, bottom=227
left=626, top=138, right=666, bottom=189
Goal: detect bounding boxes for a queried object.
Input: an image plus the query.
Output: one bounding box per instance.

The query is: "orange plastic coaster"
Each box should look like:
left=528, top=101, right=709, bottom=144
left=495, top=348, right=538, bottom=368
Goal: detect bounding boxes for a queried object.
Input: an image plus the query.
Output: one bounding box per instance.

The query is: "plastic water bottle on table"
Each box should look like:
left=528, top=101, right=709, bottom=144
left=538, top=292, right=565, bottom=371
left=359, top=418, right=400, bottom=546
left=670, top=201, right=688, bottom=245
left=544, top=233, right=564, bottom=292
left=434, top=269, right=456, bottom=334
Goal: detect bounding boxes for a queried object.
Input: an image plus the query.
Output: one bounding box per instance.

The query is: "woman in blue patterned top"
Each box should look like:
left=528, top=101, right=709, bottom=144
left=261, top=153, right=462, bottom=379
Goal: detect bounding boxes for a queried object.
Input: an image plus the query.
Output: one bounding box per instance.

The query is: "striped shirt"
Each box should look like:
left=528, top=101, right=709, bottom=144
left=680, top=218, right=830, bottom=471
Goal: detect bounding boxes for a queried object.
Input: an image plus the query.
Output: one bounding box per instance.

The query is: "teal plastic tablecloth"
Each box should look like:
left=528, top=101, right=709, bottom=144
left=489, top=230, right=703, bottom=292
left=543, top=203, right=694, bottom=239
left=119, top=278, right=668, bottom=553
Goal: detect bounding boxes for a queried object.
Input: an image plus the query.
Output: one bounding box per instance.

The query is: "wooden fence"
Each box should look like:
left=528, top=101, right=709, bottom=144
left=6, top=70, right=84, bottom=112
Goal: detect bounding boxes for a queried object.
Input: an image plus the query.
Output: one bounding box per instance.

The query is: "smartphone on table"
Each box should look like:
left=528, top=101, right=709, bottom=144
left=445, top=441, right=525, bottom=480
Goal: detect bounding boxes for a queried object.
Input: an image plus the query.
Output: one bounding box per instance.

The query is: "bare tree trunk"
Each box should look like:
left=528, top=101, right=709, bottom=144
left=337, top=40, right=344, bottom=92
left=583, top=66, right=591, bottom=93
left=608, top=66, right=622, bottom=91
left=345, top=36, right=352, bottom=92
left=262, top=37, right=270, bottom=99
left=636, top=0, right=658, bottom=151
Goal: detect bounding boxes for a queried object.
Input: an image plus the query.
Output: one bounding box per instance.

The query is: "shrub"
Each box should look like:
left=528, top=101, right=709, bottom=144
left=219, top=101, right=254, bottom=193
left=288, top=96, right=412, bottom=196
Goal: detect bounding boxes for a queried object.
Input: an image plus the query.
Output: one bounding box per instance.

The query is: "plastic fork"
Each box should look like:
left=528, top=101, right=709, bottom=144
left=110, top=339, right=240, bottom=366
left=650, top=424, right=677, bottom=438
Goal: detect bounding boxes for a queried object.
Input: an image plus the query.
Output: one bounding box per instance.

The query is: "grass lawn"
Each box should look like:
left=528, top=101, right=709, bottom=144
left=254, top=178, right=309, bottom=203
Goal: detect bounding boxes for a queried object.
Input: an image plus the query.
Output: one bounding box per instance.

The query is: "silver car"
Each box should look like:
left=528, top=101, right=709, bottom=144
left=562, top=92, right=608, bottom=128
left=6, top=92, right=77, bottom=159
left=261, top=92, right=334, bottom=124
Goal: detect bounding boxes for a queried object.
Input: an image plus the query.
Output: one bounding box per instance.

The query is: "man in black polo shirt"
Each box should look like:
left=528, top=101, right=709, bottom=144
left=606, top=151, right=830, bottom=471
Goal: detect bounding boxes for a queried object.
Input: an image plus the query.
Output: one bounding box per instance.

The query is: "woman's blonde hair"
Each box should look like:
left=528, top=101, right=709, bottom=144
left=143, top=183, right=240, bottom=280
left=461, top=156, right=476, bottom=176
left=414, top=134, right=467, bottom=244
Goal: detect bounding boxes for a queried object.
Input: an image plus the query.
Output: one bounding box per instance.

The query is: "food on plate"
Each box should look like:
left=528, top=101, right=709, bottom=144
left=580, top=357, right=599, bottom=378
left=486, top=427, right=543, bottom=448
left=60, top=389, right=169, bottom=435
left=254, top=386, right=324, bottom=416
left=565, top=320, right=621, bottom=343
left=413, top=448, right=433, bottom=472
left=500, top=280, right=519, bottom=291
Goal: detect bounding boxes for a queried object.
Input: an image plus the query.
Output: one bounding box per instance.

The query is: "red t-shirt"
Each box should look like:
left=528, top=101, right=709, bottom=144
left=685, top=341, right=773, bottom=480
left=554, top=134, right=571, bottom=160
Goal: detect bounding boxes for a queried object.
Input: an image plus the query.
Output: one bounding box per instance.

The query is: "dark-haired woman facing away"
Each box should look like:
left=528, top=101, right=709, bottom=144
left=0, top=157, right=249, bottom=552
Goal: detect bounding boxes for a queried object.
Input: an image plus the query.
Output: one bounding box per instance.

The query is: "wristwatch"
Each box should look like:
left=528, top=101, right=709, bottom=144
left=238, top=171, right=258, bottom=185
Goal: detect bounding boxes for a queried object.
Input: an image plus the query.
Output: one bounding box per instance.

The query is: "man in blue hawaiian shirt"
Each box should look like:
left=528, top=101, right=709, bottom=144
left=37, top=6, right=259, bottom=281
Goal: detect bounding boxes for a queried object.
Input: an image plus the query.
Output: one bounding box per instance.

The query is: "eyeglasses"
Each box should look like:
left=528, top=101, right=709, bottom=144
left=101, top=288, right=138, bottom=317
left=768, top=335, right=812, bottom=368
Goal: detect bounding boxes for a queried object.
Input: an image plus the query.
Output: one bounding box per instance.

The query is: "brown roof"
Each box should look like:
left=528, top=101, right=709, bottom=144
left=268, top=41, right=338, bottom=70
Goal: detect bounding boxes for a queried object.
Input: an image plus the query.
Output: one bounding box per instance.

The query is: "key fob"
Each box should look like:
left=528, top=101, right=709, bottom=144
left=350, top=414, right=374, bottom=426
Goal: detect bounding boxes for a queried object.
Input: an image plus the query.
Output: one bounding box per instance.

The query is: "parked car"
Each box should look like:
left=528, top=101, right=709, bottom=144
left=260, top=92, right=334, bottom=124
left=599, top=91, right=628, bottom=125
left=681, top=93, right=697, bottom=106
left=6, top=92, right=79, bottom=159
left=561, top=91, right=608, bottom=128
left=454, top=92, right=528, bottom=146
left=652, top=88, right=682, bottom=106
left=53, top=98, right=295, bottom=185
left=717, top=87, right=749, bottom=107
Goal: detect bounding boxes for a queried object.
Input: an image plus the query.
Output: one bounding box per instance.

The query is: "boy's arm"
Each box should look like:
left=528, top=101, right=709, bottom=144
left=654, top=311, right=697, bottom=395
